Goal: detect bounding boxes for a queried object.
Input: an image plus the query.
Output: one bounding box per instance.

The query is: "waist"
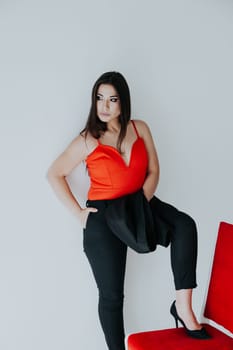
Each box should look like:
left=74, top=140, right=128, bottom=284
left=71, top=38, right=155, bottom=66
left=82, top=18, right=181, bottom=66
left=86, top=197, right=115, bottom=209
left=86, top=188, right=143, bottom=208
left=87, top=184, right=143, bottom=201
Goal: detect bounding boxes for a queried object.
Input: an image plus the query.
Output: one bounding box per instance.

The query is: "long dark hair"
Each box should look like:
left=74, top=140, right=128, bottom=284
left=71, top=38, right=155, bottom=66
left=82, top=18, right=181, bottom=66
left=82, top=71, right=131, bottom=153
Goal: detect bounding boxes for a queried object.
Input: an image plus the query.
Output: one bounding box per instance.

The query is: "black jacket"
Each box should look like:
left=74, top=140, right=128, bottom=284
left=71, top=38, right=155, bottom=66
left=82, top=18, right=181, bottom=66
left=105, top=189, right=174, bottom=253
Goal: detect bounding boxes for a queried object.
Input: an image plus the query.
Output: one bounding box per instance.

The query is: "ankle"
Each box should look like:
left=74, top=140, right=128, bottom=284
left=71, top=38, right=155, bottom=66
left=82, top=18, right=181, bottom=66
left=175, top=300, right=192, bottom=314
left=175, top=302, right=201, bottom=329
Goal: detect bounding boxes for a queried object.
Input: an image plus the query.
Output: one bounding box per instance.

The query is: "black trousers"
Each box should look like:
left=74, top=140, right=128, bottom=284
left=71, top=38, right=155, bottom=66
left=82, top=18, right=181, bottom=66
left=83, top=197, right=198, bottom=350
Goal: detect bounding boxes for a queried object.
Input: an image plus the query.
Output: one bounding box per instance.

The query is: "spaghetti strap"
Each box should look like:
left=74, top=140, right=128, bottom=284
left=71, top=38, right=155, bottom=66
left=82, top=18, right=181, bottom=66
left=131, top=120, right=140, bottom=138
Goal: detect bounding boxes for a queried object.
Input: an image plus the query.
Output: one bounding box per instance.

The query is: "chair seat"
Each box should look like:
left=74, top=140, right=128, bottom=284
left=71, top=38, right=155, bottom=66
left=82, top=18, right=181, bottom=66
left=127, top=324, right=233, bottom=350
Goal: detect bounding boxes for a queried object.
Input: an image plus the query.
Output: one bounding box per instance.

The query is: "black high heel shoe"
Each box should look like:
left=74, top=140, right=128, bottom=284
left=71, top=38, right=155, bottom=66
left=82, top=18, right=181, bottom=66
left=170, top=301, right=211, bottom=339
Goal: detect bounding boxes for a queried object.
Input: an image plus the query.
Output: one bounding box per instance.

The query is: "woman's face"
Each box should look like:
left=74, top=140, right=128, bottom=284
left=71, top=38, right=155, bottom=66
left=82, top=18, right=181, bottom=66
left=96, top=84, right=121, bottom=123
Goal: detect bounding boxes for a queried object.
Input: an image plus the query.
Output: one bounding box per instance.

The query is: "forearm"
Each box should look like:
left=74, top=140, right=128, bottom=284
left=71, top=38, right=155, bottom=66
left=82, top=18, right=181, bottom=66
left=46, top=172, right=82, bottom=218
left=143, top=170, right=159, bottom=201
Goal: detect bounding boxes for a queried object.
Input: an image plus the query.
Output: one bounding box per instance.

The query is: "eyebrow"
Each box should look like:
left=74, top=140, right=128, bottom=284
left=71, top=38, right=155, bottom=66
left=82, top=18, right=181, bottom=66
left=97, top=93, right=119, bottom=98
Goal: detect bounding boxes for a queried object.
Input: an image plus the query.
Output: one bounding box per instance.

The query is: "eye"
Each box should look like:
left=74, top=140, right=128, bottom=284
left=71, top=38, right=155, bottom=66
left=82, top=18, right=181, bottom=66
left=110, top=97, right=118, bottom=102
left=96, top=95, right=103, bottom=100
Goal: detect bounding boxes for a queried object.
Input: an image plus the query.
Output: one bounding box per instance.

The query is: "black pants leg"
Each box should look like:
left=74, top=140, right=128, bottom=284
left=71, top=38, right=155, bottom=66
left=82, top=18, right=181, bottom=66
left=153, top=197, right=198, bottom=290
left=83, top=197, right=198, bottom=349
left=83, top=200, right=127, bottom=350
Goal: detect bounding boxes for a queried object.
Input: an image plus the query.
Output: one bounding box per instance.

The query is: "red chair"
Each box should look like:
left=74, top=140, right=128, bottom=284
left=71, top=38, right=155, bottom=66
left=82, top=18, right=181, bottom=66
left=127, top=221, right=233, bottom=349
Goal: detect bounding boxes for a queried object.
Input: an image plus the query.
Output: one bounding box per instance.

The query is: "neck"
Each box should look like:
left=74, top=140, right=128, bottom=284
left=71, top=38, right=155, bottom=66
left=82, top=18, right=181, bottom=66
left=107, top=119, right=121, bottom=133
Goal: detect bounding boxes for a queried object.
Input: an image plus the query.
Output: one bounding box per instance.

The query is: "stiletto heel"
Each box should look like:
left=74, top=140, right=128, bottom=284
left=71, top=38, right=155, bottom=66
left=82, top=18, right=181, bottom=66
left=170, top=301, right=211, bottom=339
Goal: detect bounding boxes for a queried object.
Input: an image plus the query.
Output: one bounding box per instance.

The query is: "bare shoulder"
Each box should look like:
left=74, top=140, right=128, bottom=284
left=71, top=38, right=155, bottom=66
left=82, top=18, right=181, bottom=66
left=132, top=119, right=152, bottom=137
left=67, top=133, right=98, bottom=160
left=133, top=119, right=159, bottom=167
left=78, top=131, right=98, bottom=156
left=47, top=131, right=99, bottom=178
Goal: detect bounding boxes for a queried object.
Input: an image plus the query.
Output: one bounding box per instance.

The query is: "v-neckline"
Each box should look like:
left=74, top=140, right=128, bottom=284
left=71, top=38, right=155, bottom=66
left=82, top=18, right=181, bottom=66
left=98, top=137, right=141, bottom=168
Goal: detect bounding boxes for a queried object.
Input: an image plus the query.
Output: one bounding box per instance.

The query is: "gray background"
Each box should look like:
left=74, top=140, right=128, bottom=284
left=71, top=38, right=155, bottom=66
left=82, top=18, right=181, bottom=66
left=1, top=1, right=233, bottom=349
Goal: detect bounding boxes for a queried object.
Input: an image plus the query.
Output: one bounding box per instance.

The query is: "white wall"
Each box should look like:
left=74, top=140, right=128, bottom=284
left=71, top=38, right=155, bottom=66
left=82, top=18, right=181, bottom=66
left=1, top=1, right=233, bottom=349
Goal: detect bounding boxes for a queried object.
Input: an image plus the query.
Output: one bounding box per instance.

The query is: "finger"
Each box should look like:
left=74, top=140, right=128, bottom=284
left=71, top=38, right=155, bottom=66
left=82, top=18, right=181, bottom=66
left=88, top=207, right=98, bottom=213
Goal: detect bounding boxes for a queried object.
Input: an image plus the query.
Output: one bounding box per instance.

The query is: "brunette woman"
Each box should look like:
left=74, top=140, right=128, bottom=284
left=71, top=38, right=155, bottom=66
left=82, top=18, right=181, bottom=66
left=47, top=71, right=210, bottom=350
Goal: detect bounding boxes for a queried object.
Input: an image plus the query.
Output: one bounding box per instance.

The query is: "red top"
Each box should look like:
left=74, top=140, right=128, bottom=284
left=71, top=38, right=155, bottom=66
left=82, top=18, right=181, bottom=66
left=85, top=120, right=148, bottom=200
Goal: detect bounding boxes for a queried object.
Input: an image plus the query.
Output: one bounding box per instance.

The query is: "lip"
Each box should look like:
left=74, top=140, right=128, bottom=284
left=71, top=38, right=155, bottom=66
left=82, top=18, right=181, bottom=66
left=100, top=112, right=111, bottom=117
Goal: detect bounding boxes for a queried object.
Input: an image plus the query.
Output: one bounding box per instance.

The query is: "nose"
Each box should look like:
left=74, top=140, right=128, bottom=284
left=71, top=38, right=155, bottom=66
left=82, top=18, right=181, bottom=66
left=103, top=99, right=109, bottom=110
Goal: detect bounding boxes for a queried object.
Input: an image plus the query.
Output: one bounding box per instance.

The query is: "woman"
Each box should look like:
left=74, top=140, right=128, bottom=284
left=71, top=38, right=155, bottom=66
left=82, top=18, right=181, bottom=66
left=47, top=71, right=210, bottom=350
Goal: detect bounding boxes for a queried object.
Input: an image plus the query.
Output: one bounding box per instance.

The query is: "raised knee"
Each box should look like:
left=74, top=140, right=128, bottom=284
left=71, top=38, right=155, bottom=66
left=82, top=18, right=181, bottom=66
left=177, top=212, right=197, bottom=231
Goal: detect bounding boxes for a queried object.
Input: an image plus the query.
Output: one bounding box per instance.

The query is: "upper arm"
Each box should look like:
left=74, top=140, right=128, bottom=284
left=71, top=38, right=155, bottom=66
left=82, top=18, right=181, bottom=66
left=47, top=133, right=92, bottom=177
left=134, top=119, right=160, bottom=175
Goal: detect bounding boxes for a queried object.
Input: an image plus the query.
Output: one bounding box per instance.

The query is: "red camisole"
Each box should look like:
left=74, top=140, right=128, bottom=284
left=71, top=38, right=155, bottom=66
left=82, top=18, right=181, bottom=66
left=85, top=120, right=148, bottom=200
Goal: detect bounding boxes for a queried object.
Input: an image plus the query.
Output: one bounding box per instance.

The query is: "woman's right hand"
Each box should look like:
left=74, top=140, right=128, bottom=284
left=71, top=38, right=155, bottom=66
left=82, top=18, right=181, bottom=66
left=78, top=207, right=98, bottom=229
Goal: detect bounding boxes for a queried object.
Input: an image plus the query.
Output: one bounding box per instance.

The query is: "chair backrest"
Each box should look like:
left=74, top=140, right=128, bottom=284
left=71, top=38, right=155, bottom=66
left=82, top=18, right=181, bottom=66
left=204, top=221, right=233, bottom=333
